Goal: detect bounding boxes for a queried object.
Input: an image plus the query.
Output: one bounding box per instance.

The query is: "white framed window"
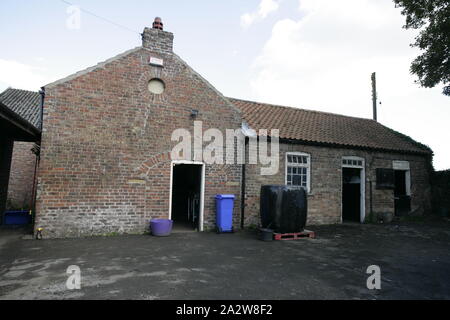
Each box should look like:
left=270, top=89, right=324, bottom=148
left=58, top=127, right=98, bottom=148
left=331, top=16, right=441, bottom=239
left=342, top=157, right=364, bottom=168
left=285, top=152, right=311, bottom=192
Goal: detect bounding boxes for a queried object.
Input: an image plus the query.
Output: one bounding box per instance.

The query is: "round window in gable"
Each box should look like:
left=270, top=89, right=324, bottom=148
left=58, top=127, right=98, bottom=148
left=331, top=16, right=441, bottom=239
left=148, top=78, right=165, bottom=95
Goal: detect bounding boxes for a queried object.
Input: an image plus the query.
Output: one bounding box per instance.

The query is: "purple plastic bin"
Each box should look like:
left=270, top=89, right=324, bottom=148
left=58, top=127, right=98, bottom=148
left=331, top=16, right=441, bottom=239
left=215, top=194, right=235, bottom=233
left=150, top=219, right=173, bottom=237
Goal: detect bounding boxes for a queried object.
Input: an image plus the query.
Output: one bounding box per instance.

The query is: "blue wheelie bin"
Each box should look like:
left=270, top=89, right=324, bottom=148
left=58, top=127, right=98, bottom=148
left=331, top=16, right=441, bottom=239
left=215, top=194, right=235, bottom=233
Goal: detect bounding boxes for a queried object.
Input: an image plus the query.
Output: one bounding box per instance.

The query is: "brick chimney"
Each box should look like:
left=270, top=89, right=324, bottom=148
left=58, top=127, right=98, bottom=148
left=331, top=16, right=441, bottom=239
left=142, top=17, right=174, bottom=54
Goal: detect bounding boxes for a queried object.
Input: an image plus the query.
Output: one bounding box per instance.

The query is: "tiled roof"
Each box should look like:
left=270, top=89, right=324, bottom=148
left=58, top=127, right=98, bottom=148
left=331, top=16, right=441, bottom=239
left=229, top=98, right=431, bottom=155
left=0, top=88, right=41, bottom=130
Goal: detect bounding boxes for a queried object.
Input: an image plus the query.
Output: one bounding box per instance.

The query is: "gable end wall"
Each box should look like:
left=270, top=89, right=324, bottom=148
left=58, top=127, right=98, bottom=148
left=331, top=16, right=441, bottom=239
left=36, top=47, right=242, bottom=238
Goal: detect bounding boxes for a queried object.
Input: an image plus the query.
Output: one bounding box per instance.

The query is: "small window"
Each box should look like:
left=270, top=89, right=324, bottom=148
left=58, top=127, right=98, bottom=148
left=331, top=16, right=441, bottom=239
left=286, top=153, right=310, bottom=192
left=376, top=168, right=395, bottom=189
left=148, top=78, right=165, bottom=94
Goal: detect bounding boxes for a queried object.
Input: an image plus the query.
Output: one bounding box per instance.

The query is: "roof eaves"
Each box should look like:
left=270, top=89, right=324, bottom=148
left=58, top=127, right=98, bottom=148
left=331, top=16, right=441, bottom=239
left=0, top=88, right=42, bottom=129
left=278, top=137, right=431, bottom=156
left=0, top=101, right=41, bottom=137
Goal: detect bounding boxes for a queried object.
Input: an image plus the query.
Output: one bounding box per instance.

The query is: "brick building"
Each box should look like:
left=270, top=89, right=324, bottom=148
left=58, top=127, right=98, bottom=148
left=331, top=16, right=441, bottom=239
left=0, top=19, right=432, bottom=237
left=232, top=99, right=432, bottom=226
left=0, top=88, right=41, bottom=224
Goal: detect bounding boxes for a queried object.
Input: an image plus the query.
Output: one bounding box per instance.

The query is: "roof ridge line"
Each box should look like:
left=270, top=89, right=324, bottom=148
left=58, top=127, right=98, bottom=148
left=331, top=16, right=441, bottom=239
left=228, top=97, right=377, bottom=122
left=3, top=88, right=39, bottom=93
left=0, top=88, right=40, bottom=100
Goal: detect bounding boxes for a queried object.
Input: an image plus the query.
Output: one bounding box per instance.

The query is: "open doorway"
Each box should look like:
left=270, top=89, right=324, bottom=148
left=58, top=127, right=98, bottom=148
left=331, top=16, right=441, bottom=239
left=393, top=161, right=411, bottom=217
left=170, top=163, right=204, bottom=232
left=341, top=157, right=365, bottom=223
left=342, top=168, right=362, bottom=222
left=394, top=170, right=411, bottom=216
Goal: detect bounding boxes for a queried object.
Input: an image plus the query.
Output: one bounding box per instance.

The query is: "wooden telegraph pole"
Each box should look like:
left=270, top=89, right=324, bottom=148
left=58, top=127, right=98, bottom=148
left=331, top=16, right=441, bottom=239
left=371, top=72, right=377, bottom=121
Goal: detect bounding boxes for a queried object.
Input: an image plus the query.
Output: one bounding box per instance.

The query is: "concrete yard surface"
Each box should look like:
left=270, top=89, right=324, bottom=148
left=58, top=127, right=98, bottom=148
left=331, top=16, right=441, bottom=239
left=0, top=222, right=449, bottom=300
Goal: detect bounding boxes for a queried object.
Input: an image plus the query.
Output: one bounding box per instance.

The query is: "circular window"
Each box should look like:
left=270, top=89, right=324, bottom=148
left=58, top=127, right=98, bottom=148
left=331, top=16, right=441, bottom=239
left=148, top=78, right=165, bottom=95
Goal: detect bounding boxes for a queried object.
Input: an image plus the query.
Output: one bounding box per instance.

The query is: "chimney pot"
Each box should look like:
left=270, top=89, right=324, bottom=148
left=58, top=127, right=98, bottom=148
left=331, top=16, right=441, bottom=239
left=153, top=17, right=164, bottom=30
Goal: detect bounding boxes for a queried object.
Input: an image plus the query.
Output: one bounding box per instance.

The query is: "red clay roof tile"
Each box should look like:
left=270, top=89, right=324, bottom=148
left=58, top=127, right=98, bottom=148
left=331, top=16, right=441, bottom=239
left=229, top=98, right=431, bottom=155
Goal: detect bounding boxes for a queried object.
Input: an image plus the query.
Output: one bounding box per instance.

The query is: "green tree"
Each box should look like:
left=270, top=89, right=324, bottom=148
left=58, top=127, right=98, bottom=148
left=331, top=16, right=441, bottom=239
left=394, top=0, right=450, bottom=95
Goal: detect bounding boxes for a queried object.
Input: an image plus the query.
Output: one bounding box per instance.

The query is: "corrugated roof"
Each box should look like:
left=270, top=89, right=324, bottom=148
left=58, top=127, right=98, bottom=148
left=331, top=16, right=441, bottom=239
left=229, top=98, right=431, bottom=155
left=0, top=88, right=41, bottom=130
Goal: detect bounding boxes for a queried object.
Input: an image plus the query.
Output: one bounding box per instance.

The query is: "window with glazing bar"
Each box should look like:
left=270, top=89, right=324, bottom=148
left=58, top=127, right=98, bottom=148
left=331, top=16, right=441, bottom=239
left=286, top=153, right=310, bottom=192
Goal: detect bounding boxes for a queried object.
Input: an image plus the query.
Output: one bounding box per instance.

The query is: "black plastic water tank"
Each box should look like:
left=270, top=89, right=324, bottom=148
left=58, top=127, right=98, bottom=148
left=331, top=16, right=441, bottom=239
left=260, top=185, right=307, bottom=233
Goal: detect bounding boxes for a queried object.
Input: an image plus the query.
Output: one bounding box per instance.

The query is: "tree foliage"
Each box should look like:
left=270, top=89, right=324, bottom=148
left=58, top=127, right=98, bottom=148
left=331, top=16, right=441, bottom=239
left=394, top=0, right=450, bottom=95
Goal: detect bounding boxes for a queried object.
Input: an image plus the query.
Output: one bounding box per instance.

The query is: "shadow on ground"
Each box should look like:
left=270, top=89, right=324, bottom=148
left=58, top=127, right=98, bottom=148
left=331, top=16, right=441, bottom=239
left=0, top=222, right=449, bottom=300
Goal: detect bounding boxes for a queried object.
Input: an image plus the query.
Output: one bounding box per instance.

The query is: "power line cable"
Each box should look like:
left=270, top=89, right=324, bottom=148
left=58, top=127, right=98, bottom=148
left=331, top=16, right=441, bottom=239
left=59, top=0, right=140, bottom=35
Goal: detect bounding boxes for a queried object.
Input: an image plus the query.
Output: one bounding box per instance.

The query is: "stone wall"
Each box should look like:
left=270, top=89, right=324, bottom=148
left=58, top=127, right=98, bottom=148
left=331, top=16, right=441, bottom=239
left=244, top=141, right=432, bottom=227
left=35, top=27, right=242, bottom=238
left=7, top=142, right=36, bottom=210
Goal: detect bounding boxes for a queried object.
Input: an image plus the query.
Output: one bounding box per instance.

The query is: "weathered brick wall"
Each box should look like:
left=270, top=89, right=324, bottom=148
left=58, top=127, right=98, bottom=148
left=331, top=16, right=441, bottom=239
left=36, top=28, right=242, bottom=238
left=6, top=142, right=36, bottom=210
left=244, top=142, right=432, bottom=227
left=0, top=138, right=14, bottom=222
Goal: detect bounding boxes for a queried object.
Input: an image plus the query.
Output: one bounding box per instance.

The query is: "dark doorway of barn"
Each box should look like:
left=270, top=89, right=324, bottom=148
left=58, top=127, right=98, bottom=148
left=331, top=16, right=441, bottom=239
left=394, top=170, right=411, bottom=216
left=171, top=164, right=202, bottom=232
left=342, top=168, right=362, bottom=222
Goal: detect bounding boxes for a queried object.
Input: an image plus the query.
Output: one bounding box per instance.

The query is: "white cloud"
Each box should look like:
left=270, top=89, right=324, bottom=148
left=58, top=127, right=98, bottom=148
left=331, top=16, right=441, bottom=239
left=0, top=59, right=48, bottom=92
left=249, top=0, right=450, bottom=170
left=241, top=0, right=280, bottom=28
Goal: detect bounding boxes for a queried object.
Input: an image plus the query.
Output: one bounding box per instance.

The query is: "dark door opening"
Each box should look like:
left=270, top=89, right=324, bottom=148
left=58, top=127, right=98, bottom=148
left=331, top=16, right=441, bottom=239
left=171, top=164, right=202, bottom=231
left=342, top=168, right=361, bottom=223
left=394, top=170, right=411, bottom=216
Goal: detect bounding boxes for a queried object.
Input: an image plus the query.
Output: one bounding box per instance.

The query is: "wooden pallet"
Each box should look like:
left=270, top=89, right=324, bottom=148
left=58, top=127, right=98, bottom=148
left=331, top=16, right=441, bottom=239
left=274, top=230, right=315, bottom=241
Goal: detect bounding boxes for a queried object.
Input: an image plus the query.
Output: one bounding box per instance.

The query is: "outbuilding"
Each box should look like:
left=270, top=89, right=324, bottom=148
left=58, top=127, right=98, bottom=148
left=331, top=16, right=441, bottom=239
left=0, top=19, right=432, bottom=238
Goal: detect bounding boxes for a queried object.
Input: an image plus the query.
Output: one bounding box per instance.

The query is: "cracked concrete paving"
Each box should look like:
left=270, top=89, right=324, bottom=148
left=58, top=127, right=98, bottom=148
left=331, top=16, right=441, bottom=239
left=0, top=222, right=449, bottom=300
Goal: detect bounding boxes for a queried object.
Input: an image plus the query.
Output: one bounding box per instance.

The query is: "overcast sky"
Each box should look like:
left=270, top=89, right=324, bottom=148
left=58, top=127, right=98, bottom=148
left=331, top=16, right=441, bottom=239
left=0, top=0, right=448, bottom=170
